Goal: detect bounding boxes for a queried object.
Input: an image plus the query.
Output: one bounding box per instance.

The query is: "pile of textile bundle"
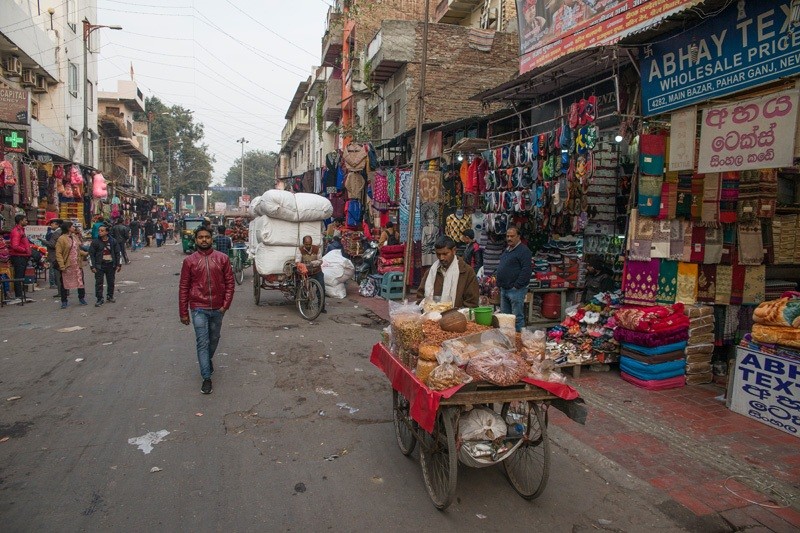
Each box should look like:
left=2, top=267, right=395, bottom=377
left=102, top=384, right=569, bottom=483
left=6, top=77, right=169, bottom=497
left=683, top=305, right=715, bottom=385
left=614, top=303, right=690, bottom=390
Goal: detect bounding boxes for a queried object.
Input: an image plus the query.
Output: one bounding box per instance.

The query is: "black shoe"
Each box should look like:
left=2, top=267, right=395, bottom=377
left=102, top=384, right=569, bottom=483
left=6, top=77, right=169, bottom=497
left=95, top=299, right=104, bottom=307
left=107, top=297, right=116, bottom=303
left=201, top=379, right=212, bottom=394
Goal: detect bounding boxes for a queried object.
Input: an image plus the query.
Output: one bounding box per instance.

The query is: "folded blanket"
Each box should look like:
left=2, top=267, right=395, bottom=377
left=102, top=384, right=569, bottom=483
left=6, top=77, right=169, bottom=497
left=686, top=352, right=714, bottom=364
left=687, top=333, right=714, bottom=345
left=621, top=341, right=688, bottom=355
left=752, top=323, right=800, bottom=349
left=685, top=343, right=714, bottom=356
left=686, top=373, right=712, bottom=385
left=686, top=361, right=712, bottom=374
left=378, top=256, right=404, bottom=266
left=684, top=304, right=713, bottom=318
left=614, top=324, right=689, bottom=347
left=377, top=265, right=404, bottom=274
left=620, top=348, right=686, bottom=364
left=621, top=371, right=686, bottom=390
left=614, top=303, right=686, bottom=332
left=621, top=357, right=686, bottom=380
left=752, top=297, right=800, bottom=328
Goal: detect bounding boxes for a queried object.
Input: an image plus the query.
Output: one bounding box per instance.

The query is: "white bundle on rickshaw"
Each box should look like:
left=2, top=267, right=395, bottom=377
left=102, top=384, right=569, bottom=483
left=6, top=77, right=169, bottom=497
left=254, top=216, right=322, bottom=247
left=322, top=249, right=354, bottom=299
left=255, top=190, right=333, bottom=222
left=253, top=243, right=297, bottom=276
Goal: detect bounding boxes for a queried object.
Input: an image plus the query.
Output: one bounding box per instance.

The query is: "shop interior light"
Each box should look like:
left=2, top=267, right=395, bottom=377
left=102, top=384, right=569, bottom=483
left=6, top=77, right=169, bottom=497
left=457, top=152, right=464, bottom=161
left=614, top=134, right=624, bottom=143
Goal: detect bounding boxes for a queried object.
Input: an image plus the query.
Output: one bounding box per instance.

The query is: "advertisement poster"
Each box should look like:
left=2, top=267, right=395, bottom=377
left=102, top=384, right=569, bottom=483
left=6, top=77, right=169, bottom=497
left=668, top=106, right=697, bottom=171
left=730, top=347, right=800, bottom=438
left=517, top=0, right=701, bottom=74
left=641, top=1, right=800, bottom=116
left=697, top=89, right=798, bottom=173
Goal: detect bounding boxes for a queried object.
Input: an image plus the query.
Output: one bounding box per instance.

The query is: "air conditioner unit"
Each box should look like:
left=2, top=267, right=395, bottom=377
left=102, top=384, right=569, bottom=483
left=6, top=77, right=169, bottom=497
left=33, top=75, right=48, bottom=94
left=4, top=56, right=22, bottom=77
left=21, top=69, right=36, bottom=87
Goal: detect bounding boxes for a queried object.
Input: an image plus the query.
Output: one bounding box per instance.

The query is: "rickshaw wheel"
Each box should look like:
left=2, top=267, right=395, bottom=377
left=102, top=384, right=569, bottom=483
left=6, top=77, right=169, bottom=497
left=392, top=390, right=417, bottom=456
left=296, top=277, right=323, bottom=321
left=419, top=407, right=457, bottom=510
left=252, top=265, right=261, bottom=305
left=501, top=401, right=550, bottom=500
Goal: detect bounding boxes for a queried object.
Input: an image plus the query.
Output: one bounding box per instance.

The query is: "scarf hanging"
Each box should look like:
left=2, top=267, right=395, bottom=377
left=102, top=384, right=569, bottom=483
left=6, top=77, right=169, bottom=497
left=638, top=174, right=663, bottom=217
left=719, top=171, right=739, bottom=223
left=424, top=258, right=460, bottom=305
left=723, top=305, right=741, bottom=345
left=761, top=221, right=774, bottom=265
left=758, top=169, right=777, bottom=219
left=730, top=265, right=746, bottom=305
left=715, top=265, right=733, bottom=305
left=690, top=173, right=704, bottom=221
left=737, top=223, right=763, bottom=265
left=703, top=226, right=723, bottom=264
left=676, top=172, right=693, bottom=218
left=682, top=220, right=694, bottom=260
left=658, top=174, right=678, bottom=220
left=701, top=172, right=721, bottom=224
left=628, top=209, right=654, bottom=261
left=669, top=219, right=686, bottom=260
left=696, top=264, right=717, bottom=303
left=651, top=219, right=671, bottom=258
left=721, top=224, right=736, bottom=265
left=656, top=259, right=678, bottom=305
left=742, top=265, right=766, bottom=305
left=690, top=225, right=706, bottom=263
left=623, top=258, right=660, bottom=306
left=675, top=262, right=699, bottom=305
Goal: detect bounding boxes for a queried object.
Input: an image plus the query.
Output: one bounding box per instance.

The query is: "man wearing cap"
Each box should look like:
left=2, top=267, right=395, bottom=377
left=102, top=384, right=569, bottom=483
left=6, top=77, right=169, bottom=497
left=461, top=229, right=483, bottom=274
left=416, top=236, right=479, bottom=308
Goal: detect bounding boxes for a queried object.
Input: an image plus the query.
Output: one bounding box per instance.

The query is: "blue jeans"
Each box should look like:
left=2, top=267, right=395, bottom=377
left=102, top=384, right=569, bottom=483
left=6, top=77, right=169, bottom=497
left=500, top=287, right=527, bottom=332
left=191, top=309, right=223, bottom=380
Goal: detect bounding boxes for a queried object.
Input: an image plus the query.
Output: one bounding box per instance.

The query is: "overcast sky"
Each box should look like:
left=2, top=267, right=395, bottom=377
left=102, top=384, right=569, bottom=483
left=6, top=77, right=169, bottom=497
left=96, top=0, right=331, bottom=184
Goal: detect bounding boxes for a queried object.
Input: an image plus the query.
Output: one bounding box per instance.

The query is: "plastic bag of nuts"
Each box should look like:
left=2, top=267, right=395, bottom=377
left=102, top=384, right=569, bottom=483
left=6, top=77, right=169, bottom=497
left=466, top=348, right=527, bottom=387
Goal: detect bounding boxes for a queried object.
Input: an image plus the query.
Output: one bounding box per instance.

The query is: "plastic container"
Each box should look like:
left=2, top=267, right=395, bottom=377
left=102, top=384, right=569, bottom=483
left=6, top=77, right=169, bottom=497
left=542, top=292, right=561, bottom=319
left=473, top=306, right=494, bottom=326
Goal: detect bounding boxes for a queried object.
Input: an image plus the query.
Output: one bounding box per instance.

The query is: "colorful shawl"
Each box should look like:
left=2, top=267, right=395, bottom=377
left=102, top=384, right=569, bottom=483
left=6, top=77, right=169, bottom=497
left=730, top=265, right=746, bottom=305
left=696, top=264, right=717, bottom=303
left=638, top=174, right=663, bottom=217
left=715, top=264, right=733, bottom=305
left=658, top=176, right=678, bottom=220
left=737, top=223, right=764, bottom=265
left=682, top=220, right=694, bottom=260
left=690, top=173, right=704, bottom=221
left=742, top=265, right=766, bottom=305
left=719, top=171, right=739, bottom=223
left=721, top=224, right=737, bottom=265
left=675, top=262, right=699, bottom=305
left=656, top=259, right=678, bottom=305
left=703, top=226, right=723, bottom=264
left=651, top=219, right=671, bottom=258
left=623, top=258, right=660, bottom=306
left=669, top=219, right=686, bottom=260
left=690, top=225, right=706, bottom=263
left=676, top=172, right=693, bottom=218
left=628, top=209, right=654, bottom=262
left=702, top=172, right=721, bottom=224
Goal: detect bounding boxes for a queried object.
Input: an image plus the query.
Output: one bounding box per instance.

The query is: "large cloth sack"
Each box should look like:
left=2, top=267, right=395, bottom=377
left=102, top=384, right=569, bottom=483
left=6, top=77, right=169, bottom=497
left=322, top=249, right=354, bottom=285
left=260, top=217, right=321, bottom=246
left=248, top=195, right=264, bottom=217
left=254, top=243, right=296, bottom=276
left=259, top=190, right=333, bottom=222
left=325, top=281, right=347, bottom=299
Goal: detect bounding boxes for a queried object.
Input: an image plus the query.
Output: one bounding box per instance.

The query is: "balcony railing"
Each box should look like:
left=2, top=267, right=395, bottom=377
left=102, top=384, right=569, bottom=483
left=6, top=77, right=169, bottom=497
left=323, top=77, right=342, bottom=122
left=321, top=12, right=343, bottom=66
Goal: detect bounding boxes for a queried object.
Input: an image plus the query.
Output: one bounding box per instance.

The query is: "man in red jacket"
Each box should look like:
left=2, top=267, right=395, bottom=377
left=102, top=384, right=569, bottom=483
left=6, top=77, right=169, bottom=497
left=179, top=226, right=235, bottom=394
left=9, top=214, right=32, bottom=301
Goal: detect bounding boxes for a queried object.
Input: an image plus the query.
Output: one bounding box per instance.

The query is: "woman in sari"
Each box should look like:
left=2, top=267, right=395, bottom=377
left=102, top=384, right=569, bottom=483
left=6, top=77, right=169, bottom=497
left=55, top=221, right=88, bottom=308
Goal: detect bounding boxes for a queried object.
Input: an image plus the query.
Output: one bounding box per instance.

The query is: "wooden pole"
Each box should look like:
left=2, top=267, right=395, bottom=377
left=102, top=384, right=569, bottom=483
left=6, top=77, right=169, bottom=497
left=401, top=0, right=430, bottom=300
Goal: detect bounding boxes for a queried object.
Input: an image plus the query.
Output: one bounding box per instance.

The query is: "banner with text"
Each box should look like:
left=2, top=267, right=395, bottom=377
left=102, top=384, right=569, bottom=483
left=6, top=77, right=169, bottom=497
left=697, top=89, right=798, bottom=174
left=668, top=106, right=697, bottom=171
left=641, top=1, right=800, bottom=116
left=517, top=0, right=700, bottom=75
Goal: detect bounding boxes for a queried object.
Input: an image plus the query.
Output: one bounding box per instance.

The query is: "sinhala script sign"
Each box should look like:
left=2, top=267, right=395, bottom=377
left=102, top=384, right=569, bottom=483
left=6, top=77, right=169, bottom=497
left=697, top=89, right=798, bottom=173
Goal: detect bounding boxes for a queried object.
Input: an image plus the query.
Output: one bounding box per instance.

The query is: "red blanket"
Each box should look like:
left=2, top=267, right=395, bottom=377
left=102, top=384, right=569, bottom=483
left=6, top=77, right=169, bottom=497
left=615, top=303, right=689, bottom=333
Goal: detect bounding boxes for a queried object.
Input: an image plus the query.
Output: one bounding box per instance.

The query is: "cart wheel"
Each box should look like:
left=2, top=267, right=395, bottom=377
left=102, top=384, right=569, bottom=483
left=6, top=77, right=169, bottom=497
left=252, top=265, right=261, bottom=305
left=296, top=277, right=324, bottom=321
left=234, top=263, right=245, bottom=285
left=419, top=407, right=458, bottom=510
left=392, top=390, right=417, bottom=456
left=501, top=401, right=550, bottom=500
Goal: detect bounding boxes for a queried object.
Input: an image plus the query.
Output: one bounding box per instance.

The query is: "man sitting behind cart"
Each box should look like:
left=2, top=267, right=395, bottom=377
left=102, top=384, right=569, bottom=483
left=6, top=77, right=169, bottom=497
left=295, top=235, right=327, bottom=314
left=416, top=236, right=479, bottom=308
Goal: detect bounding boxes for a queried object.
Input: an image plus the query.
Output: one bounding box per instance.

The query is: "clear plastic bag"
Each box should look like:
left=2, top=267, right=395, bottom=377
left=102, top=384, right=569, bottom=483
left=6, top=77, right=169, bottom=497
left=466, top=348, right=527, bottom=387
left=458, top=407, right=508, bottom=441
left=528, top=358, right=567, bottom=383
left=520, top=328, right=547, bottom=363
left=439, top=329, right=515, bottom=366
left=389, top=301, right=423, bottom=355
left=426, top=363, right=472, bottom=391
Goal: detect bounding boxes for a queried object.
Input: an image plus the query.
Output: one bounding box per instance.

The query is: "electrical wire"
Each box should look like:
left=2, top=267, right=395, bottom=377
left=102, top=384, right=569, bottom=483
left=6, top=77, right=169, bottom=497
left=221, top=0, right=319, bottom=59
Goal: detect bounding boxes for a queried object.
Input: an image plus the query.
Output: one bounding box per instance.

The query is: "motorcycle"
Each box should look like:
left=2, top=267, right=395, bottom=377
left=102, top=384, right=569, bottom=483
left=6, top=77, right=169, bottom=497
left=353, top=240, right=379, bottom=283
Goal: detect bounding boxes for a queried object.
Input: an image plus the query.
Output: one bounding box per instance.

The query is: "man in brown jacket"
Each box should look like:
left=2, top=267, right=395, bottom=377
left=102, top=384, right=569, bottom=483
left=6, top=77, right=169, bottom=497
left=416, top=236, right=479, bottom=308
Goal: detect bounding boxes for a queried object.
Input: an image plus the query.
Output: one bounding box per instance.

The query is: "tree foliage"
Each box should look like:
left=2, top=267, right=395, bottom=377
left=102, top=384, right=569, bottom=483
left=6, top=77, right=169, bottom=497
left=221, top=150, right=278, bottom=204
left=145, top=97, right=215, bottom=201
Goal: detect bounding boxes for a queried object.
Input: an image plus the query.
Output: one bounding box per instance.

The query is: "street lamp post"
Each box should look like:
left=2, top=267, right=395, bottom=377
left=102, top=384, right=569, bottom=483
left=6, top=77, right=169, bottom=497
left=236, top=137, right=249, bottom=206
left=83, top=19, right=122, bottom=167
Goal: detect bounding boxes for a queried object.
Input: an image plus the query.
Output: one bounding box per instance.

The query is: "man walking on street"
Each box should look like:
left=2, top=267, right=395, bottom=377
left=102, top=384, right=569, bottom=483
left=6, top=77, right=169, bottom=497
left=112, top=219, right=131, bottom=264
left=129, top=218, right=141, bottom=251
left=144, top=219, right=155, bottom=247
left=179, top=227, right=235, bottom=394
left=89, top=225, right=122, bottom=307
left=495, top=226, right=531, bottom=332
left=9, top=214, right=32, bottom=302
left=45, top=218, right=62, bottom=290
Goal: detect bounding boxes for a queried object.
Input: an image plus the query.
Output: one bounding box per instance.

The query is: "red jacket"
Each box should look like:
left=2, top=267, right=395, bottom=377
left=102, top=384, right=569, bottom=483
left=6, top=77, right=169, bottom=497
left=9, top=225, right=31, bottom=257
left=179, top=248, right=235, bottom=318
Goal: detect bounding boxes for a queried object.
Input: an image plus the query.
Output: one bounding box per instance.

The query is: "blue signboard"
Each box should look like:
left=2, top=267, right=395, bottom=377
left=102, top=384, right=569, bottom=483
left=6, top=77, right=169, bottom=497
left=641, top=2, right=800, bottom=116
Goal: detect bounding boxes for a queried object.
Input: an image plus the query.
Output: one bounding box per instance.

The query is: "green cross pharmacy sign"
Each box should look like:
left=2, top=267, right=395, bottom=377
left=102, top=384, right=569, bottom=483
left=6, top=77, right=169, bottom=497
left=1, top=129, right=26, bottom=153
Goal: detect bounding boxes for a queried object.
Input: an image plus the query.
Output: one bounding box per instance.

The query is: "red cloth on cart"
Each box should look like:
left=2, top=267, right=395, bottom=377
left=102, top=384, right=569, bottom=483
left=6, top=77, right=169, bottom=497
left=369, top=343, right=579, bottom=432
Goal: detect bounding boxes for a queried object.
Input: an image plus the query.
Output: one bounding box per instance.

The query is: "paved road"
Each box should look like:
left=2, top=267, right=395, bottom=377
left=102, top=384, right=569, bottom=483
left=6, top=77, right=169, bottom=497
left=1, top=244, right=704, bottom=531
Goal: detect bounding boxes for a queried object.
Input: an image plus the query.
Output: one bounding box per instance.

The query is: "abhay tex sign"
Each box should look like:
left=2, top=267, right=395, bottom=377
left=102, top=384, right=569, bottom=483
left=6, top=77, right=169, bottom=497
left=641, top=2, right=800, bottom=116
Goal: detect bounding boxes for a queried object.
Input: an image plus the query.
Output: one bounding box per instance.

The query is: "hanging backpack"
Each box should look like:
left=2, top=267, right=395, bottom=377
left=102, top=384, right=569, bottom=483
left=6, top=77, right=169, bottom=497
left=345, top=199, right=362, bottom=228
left=70, top=165, right=83, bottom=185
left=1, top=160, right=16, bottom=186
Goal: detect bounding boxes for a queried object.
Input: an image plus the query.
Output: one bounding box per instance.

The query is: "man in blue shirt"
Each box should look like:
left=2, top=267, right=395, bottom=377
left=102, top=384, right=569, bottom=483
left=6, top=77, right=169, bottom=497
left=495, top=226, right=531, bottom=332
left=213, top=226, right=233, bottom=254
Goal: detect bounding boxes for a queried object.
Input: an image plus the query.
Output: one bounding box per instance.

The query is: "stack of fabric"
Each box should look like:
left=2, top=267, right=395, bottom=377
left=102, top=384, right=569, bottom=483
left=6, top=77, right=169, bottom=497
left=751, top=296, right=800, bottom=349
left=614, top=303, right=689, bottom=390
left=377, top=244, right=405, bottom=275
left=764, top=280, right=797, bottom=301
left=683, top=304, right=715, bottom=385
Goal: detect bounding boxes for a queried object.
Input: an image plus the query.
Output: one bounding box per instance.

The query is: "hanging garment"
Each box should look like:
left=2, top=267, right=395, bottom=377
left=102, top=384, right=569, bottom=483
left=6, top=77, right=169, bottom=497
left=627, top=209, right=653, bottom=262
left=690, top=174, right=704, bottom=221
left=637, top=174, right=663, bottom=217
left=344, top=171, right=365, bottom=199
left=737, top=223, right=763, bottom=265
left=656, top=259, right=678, bottom=305
left=372, top=170, right=389, bottom=211
left=696, top=264, right=717, bottom=303
left=444, top=213, right=471, bottom=242
left=715, top=265, right=733, bottom=305
left=343, top=142, right=367, bottom=171
left=719, top=171, right=739, bottom=223
left=742, top=265, right=766, bottom=305
left=675, top=262, right=698, bottom=305
left=622, top=258, right=660, bottom=306
left=702, top=172, right=721, bottom=224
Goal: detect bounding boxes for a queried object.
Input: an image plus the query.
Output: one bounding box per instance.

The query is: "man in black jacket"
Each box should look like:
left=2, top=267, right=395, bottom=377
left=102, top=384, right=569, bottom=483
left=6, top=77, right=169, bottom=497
left=89, top=225, right=122, bottom=306
left=111, top=219, right=131, bottom=264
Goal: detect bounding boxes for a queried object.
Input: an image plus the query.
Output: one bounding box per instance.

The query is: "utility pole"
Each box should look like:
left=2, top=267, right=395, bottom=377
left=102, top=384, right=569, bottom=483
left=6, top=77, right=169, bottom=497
left=236, top=137, right=249, bottom=207
left=82, top=19, right=121, bottom=166
left=402, top=0, right=430, bottom=300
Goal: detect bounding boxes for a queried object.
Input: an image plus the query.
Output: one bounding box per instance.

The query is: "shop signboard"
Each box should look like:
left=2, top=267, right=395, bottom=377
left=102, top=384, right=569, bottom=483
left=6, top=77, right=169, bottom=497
left=25, top=225, right=49, bottom=242
left=516, top=0, right=701, bottom=75
left=214, top=202, right=226, bottom=213
left=641, top=1, right=800, bottom=116
left=697, top=89, right=798, bottom=173
left=0, top=81, right=29, bottom=124
left=1, top=128, right=27, bottom=153
left=730, top=346, right=800, bottom=438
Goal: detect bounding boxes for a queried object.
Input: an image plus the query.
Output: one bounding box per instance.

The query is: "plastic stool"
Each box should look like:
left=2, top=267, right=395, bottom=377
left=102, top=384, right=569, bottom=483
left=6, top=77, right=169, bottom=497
left=380, top=272, right=404, bottom=300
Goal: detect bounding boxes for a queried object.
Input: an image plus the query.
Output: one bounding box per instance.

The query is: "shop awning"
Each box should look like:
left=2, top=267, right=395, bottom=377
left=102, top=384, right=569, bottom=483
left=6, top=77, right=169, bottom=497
left=444, top=137, right=490, bottom=154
